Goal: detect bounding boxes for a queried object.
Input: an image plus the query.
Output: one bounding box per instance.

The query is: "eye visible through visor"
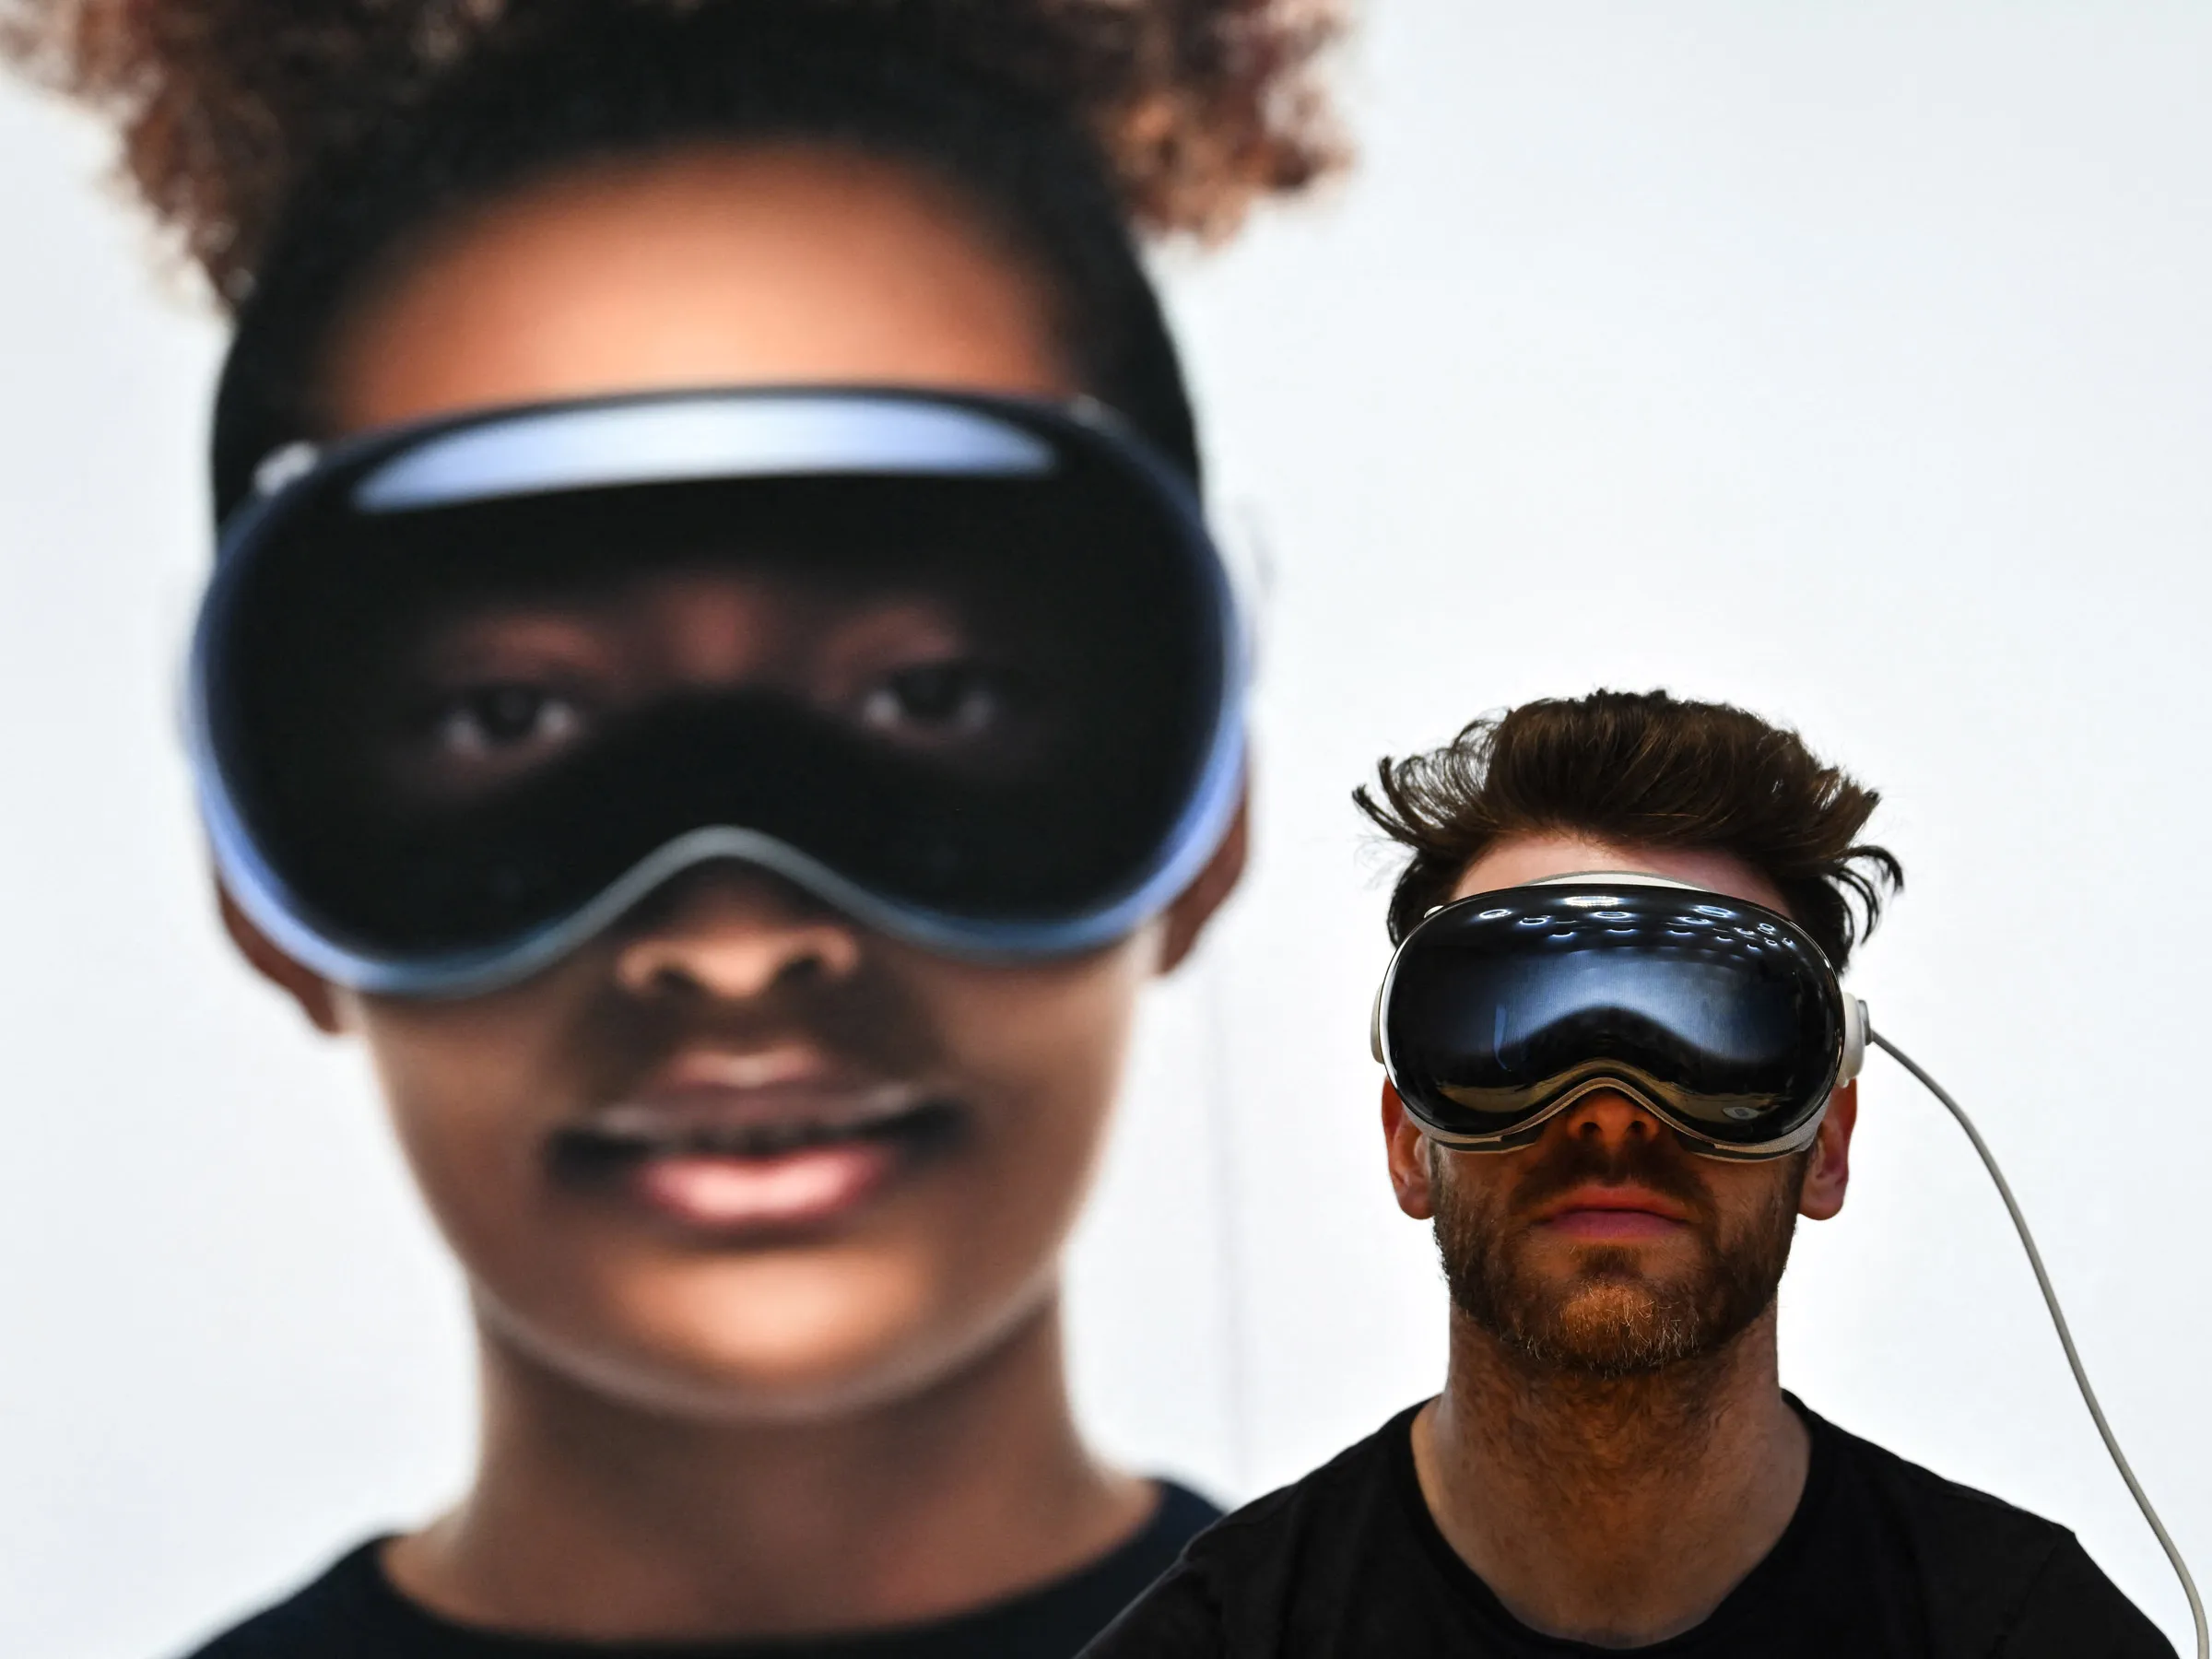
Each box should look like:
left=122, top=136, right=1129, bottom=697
left=1375, top=875, right=1860, bottom=1160
left=188, top=387, right=1247, bottom=995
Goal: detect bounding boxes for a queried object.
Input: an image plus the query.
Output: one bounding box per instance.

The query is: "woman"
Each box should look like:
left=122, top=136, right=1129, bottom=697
left=6, top=3, right=1338, bottom=1653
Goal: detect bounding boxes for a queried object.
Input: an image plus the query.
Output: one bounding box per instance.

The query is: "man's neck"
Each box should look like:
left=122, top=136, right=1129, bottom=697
left=1413, top=1303, right=1808, bottom=1646
left=384, top=1289, right=1156, bottom=1641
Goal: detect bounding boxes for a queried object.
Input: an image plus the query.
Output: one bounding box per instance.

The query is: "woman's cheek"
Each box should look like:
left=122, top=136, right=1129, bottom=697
left=934, top=956, right=1145, bottom=1241
left=355, top=991, right=585, bottom=1259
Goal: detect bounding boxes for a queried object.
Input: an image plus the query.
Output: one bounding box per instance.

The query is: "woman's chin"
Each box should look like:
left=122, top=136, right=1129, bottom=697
left=493, top=1253, right=1045, bottom=1424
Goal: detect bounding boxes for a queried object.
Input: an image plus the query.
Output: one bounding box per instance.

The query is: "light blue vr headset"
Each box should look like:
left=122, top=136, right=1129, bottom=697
left=190, top=386, right=1245, bottom=995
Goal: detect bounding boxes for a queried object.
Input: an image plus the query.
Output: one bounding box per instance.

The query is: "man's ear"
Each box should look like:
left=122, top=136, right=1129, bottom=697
left=218, top=885, right=348, bottom=1035
left=1155, top=789, right=1249, bottom=974
left=1382, top=1079, right=1438, bottom=1220
left=1799, top=1077, right=1857, bottom=1221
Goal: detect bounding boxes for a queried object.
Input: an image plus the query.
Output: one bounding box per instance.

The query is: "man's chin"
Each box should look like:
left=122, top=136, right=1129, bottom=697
left=1453, top=1258, right=1718, bottom=1378
left=1437, top=1191, right=1796, bottom=1380
left=1538, top=1277, right=1705, bottom=1376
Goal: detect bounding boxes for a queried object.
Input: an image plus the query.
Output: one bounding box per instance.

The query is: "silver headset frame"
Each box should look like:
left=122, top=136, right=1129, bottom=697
left=1371, top=870, right=1865, bottom=1161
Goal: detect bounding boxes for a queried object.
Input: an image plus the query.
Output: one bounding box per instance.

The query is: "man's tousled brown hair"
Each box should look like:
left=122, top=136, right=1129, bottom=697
left=1354, top=689, right=1902, bottom=970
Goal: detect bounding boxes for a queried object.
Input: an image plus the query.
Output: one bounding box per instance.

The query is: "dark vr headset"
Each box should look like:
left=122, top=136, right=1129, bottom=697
left=1372, top=872, right=1868, bottom=1161
left=189, top=387, right=1245, bottom=995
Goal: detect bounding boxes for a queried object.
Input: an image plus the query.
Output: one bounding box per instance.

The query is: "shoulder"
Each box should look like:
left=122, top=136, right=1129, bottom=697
left=1080, top=1409, right=1419, bottom=1659
left=968, top=1476, right=1223, bottom=1652
left=175, top=1541, right=411, bottom=1659
left=1174, top=1409, right=1410, bottom=1574
left=1148, top=1478, right=1227, bottom=1551
left=1818, top=1409, right=2076, bottom=1547
left=1805, top=1407, right=2176, bottom=1656
left=2000, top=1533, right=2181, bottom=1657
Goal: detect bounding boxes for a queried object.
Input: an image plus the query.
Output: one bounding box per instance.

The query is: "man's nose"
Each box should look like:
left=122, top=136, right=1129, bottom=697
left=612, top=867, right=864, bottom=1003
left=1555, top=1086, right=1667, bottom=1150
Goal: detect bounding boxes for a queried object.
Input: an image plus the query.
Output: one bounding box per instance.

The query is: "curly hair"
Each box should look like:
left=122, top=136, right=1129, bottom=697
left=7, top=1, right=1344, bottom=512
left=4, top=0, right=1344, bottom=300
left=1354, top=689, right=1903, bottom=971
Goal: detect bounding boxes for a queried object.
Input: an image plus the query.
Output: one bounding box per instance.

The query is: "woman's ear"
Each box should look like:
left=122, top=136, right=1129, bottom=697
left=1799, top=1077, right=1857, bottom=1221
left=1155, top=788, right=1249, bottom=974
left=218, top=884, right=348, bottom=1035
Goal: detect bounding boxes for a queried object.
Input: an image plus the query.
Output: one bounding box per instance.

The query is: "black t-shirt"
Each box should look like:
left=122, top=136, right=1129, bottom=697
left=182, top=1482, right=1218, bottom=1659
left=1083, top=1403, right=2176, bottom=1657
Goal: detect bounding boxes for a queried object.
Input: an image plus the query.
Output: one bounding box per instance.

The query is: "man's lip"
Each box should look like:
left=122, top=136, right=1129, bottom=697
left=1535, top=1185, right=1695, bottom=1225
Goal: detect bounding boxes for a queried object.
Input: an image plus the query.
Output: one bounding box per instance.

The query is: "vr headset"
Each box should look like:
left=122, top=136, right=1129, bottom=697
left=188, top=386, right=1245, bottom=995
left=1371, top=871, right=1867, bottom=1161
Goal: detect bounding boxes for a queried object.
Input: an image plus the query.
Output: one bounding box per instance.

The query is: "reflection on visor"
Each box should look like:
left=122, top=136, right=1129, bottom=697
left=191, top=390, right=1243, bottom=990
left=355, top=394, right=1057, bottom=510
left=1479, top=955, right=1798, bottom=1070
left=1382, top=884, right=1846, bottom=1154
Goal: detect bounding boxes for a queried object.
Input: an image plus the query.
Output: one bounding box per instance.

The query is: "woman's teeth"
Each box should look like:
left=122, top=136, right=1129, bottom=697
left=607, top=1116, right=902, bottom=1158
left=551, top=1100, right=961, bottom=1174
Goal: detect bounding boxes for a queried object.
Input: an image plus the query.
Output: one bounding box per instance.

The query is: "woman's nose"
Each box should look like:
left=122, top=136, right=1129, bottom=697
left=612, top=868, right=864, bottom=1003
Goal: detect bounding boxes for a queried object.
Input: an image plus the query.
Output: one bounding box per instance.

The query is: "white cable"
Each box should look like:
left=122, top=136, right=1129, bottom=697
left=1870, top=1030, right=2206, bottom=1658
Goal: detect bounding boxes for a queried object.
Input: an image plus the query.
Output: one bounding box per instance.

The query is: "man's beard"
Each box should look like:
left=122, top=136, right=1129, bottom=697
left=1433, top=1130, right=1806, bottom=1380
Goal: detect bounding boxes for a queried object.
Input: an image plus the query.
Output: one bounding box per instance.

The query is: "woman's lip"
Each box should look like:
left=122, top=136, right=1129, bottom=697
left=629, top=1140, right=902, bottom=1235
left=552, top=1081, right=966, bottom=1237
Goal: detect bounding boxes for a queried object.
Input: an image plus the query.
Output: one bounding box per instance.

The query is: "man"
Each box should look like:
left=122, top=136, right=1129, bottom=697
left=1087, top=689, right=2174, bottom=1656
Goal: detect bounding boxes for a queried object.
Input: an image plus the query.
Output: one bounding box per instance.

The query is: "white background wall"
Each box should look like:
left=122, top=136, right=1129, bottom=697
left=3, top=3, right=2208, bottom=1653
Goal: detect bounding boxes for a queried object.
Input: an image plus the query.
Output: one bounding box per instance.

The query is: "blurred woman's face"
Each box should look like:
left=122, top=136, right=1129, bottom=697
left=286, top=145, right=1187, bottom=1420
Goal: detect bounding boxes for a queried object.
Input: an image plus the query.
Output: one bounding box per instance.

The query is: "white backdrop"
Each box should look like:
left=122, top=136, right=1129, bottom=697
left=3, top=4, right=2208, bottom=1653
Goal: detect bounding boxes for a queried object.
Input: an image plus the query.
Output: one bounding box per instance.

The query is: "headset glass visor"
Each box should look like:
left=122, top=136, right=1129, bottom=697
left=1377, top=878, right=1852, bottom=1159
left=191, top=390, right=1243, bottom=994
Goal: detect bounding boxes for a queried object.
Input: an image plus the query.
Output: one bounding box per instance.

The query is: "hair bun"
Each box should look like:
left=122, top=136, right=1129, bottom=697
left=6, top=0, right=1346, bottom=300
